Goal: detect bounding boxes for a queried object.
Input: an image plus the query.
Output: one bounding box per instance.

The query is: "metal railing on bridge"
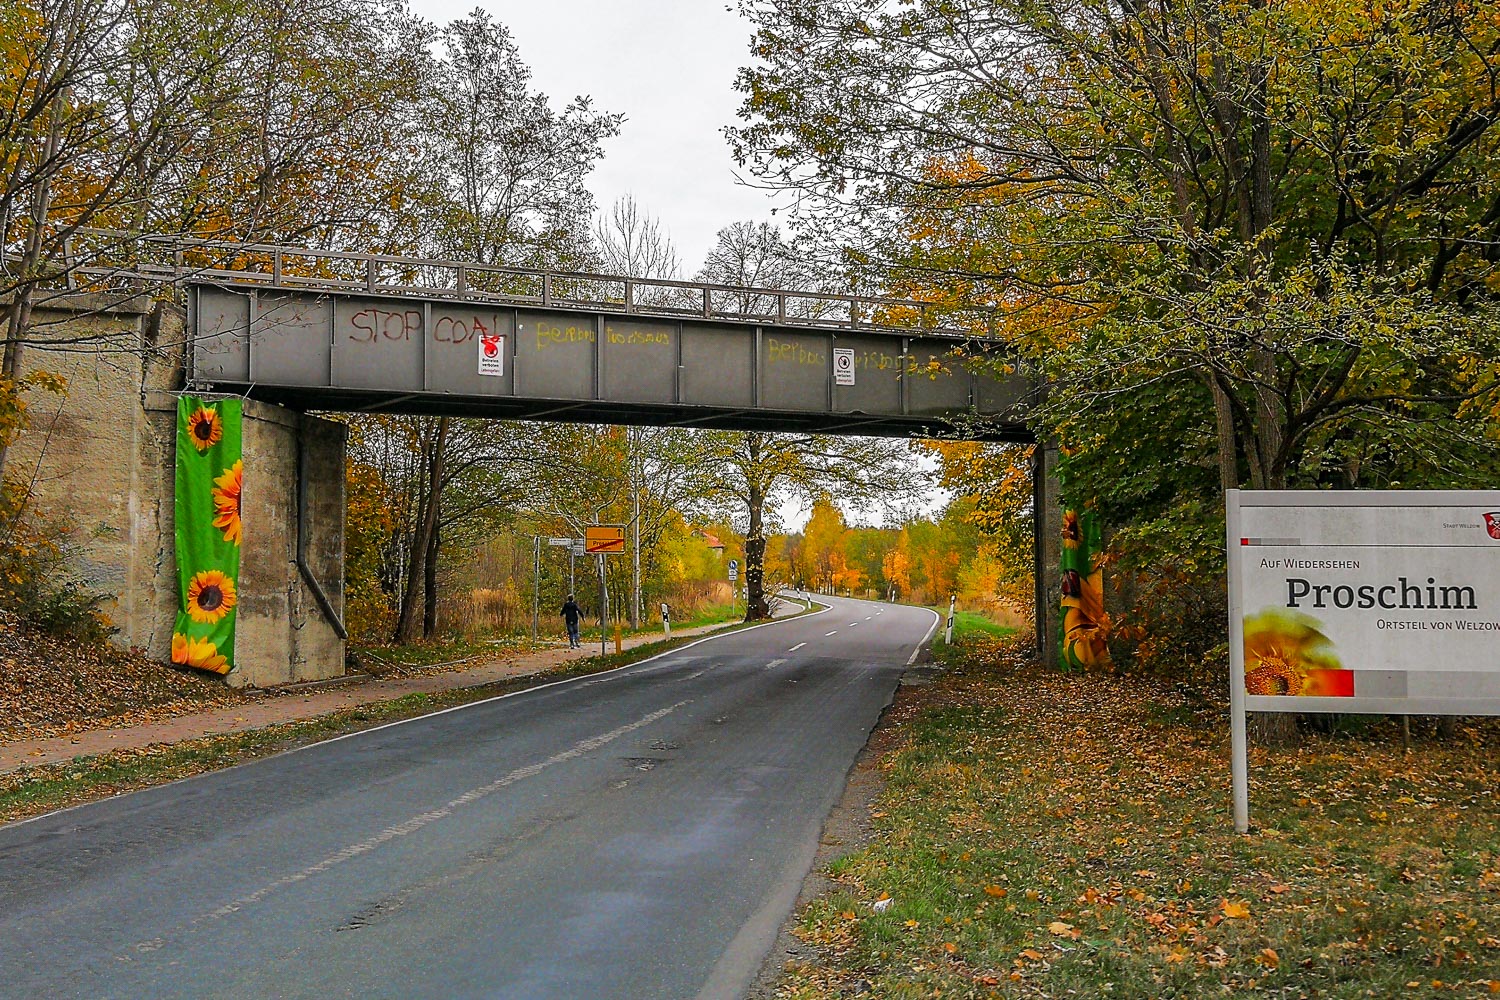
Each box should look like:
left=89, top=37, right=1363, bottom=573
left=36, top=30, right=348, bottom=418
left=21, top=230, right=1002, bottom=341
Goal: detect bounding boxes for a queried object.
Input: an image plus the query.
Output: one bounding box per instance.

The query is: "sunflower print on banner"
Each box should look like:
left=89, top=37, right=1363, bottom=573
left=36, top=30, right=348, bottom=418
left=173, top=396, right=242, bottom=676
left=1059, top=506, right=1114, bottom=671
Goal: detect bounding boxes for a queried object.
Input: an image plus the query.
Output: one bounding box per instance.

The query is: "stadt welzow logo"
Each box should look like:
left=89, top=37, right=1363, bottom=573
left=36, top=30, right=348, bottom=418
left=1484, top=512, right=1500, bottom=540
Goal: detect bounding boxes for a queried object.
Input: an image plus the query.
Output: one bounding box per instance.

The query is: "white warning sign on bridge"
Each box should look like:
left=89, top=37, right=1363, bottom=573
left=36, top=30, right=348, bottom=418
left=477, top=333, right=505, bottom=376
left=832, top=347, right=855, bottom=385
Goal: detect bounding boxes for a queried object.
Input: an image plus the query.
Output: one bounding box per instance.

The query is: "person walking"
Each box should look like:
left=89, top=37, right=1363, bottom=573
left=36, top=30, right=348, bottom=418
left=560, top=594, right=582, bottom=648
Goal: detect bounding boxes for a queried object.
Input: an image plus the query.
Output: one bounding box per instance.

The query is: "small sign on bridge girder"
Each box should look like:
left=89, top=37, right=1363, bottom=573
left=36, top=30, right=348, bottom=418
left=832, top=347, right=855, bottom=386
left=477, top=333, right=505, bottom=376
left=585, top=525, right=626, bottom=554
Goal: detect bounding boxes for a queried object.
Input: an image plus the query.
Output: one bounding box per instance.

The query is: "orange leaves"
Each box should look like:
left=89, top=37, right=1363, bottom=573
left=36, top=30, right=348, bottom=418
left=1048, top=920, right=1080, bottom=940
left=983, top=884, right=1008, bottom=898
left=1220, top=899, right=1251, bottom=920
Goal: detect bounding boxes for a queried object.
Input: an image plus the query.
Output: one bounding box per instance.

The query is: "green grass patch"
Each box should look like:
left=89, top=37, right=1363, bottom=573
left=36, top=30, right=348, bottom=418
left=776, top=635, right=1500, bottom=998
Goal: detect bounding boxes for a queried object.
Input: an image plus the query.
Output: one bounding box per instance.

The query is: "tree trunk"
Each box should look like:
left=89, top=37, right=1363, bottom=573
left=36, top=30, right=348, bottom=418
left=422, top=521, right=440, bottom=638
left=744, top=467, right=769, bottom=621
left=394, top=417, right=448, bottom=643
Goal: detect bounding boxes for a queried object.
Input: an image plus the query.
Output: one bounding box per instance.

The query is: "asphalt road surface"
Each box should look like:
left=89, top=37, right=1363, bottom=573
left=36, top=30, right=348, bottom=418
left=0, top=595, right=938, bottom=1000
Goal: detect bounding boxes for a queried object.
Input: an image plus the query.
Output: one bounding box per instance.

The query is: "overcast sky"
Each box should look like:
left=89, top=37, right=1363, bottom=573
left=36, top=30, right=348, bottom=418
left=407, top=0, right=783, bottom=273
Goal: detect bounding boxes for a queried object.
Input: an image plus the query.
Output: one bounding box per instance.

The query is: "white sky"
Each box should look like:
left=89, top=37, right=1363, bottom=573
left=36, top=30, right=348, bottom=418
left=408, top=0, right=784, bottom=273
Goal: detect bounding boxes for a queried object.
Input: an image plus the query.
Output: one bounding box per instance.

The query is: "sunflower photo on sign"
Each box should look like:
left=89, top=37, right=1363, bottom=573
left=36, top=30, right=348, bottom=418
left=173, top=396, right=242, bottom=676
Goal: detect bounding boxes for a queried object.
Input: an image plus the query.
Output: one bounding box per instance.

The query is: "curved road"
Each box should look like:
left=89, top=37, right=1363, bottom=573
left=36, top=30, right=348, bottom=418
left=0, top=595, right=936, bottom=999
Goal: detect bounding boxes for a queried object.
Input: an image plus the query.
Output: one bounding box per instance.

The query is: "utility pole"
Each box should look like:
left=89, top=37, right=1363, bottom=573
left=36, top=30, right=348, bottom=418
left=631, top=427, right=641, bottom=629
left=531, top=535, right=540, bottom=641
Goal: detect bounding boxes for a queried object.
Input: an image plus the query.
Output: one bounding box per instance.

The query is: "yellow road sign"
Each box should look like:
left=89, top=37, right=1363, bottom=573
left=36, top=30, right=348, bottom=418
left=585, top=525, right=626, bottom=554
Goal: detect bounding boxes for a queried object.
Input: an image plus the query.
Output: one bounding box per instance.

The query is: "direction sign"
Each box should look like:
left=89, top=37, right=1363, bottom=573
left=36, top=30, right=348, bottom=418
left=728, top=557, right=739, bottom=582
left=585, top=525, right=626, bottom=554
left=547, top=537, right=574, bottom=547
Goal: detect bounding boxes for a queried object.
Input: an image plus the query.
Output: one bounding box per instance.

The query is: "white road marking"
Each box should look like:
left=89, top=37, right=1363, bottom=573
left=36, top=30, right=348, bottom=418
left=143, top=700, right=692, bottom=946
left=787, top=643, right=806, bottom=652
left=864, top=616, right=872, bottom=621
left=764, top=658, right=787, bottom=670
left=824, top=630, right=839, bottom=636
left=849, top=622, right=859, bottom=627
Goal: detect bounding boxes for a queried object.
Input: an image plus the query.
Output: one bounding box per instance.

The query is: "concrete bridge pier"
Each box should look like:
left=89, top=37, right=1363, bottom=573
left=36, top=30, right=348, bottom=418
left=10, top=292, right=347, bottom=687
left=1033, top=441, right=1061, bottom=669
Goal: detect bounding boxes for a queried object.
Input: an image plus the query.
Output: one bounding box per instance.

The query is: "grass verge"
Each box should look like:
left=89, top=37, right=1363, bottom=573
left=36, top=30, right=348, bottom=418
left=0, top=606, right=810, bottom=826
left=776, top=626, right=1500, bottom=998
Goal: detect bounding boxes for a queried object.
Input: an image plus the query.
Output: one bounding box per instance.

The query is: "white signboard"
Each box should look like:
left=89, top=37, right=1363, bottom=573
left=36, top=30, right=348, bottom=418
left=832, top=347, right=855, bottom=386
left=477, top=332, right=505, bottom=376
left=1226, top=489, right=1500, bottom=831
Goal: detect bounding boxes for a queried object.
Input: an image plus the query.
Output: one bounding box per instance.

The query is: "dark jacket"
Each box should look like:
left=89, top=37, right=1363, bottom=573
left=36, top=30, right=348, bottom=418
left=561, top=599, right=581, bottom=625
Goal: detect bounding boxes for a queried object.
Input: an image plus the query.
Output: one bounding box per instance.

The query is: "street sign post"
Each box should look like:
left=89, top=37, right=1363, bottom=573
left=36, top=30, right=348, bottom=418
left=728, top=558, right=739, bottom=582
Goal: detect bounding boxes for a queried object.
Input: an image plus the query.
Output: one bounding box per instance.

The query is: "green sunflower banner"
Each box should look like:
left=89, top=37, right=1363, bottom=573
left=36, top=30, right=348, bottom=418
left=173, top=396, right=243, bottom=675
left=1059, top=507, right=1113, bottom=671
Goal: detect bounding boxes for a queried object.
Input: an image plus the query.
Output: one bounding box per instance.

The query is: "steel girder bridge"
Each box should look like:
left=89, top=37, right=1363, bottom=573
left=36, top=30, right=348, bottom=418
left=140, top=240, right=1035, bottom=440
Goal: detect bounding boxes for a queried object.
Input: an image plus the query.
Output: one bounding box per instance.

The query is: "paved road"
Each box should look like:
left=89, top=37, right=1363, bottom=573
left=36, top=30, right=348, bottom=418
left=0, top=596, right=936, bottom=999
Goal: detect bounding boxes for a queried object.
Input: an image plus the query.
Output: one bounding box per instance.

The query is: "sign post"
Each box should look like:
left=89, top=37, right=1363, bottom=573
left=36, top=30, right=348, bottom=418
left=1226, top=489, right=1500, bottom=833
left=661, top=602, right=671, bottom=640
left=944, top=594, right=956, bottom=644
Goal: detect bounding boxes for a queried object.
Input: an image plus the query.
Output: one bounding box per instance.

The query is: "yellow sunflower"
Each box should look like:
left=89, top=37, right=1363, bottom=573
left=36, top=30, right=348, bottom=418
left=1242, top=608, right=1342, bottom=696
left=187, top=406, right=223, bottom=452
left=212, top=460, right=243, bottom=545
left=186, top=569, right=237, bottom=624
left=1062, top=566, right=1114, bottom=669
left=171, top=632, right=229, bottom=674
left=1062, top=509, right=1081, bottom=550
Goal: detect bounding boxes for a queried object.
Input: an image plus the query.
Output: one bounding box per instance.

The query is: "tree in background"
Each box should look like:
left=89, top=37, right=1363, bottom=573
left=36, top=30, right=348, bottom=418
left=423, top=10, right=620, bottom=271
left=697, top=430, right=921, bottom=619
left=731, top=0, right=1500, bottom=674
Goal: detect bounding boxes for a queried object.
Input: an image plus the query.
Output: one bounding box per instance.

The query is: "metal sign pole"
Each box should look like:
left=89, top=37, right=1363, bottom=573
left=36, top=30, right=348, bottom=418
left=531, top=535, right=540, bottom=641
left=1225, top=490, right=1251, bottom=834
left=599, top=553, right=608, bottom=655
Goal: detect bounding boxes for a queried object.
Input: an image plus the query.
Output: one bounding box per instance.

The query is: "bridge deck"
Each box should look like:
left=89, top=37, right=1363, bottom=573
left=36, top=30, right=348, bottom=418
left=189, top=280, right=1033, bottom=439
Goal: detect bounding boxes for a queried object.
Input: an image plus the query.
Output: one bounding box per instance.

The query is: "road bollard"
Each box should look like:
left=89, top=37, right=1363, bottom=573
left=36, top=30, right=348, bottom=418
left=614, top=625, right=623, bottom=654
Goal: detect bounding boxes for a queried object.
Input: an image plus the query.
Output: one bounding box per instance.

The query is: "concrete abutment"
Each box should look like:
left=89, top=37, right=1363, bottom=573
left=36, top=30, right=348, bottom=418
left=10, top=292, right=346, bottom=687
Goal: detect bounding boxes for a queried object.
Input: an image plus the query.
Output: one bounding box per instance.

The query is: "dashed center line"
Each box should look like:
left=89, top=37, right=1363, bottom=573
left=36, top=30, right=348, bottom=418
left=764, top=658, right=788, bottom=670
left=824, top=630, right=839, bottom=636
left=864, top=616, right=872, bottom=621
left=848, top=622, right=859, bottom=627
left=787, top=643, right=806, bottom=652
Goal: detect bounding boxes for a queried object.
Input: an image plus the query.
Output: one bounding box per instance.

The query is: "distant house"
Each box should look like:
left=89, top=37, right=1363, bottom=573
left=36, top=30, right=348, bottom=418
left=692, top=529, right=725, bottom=557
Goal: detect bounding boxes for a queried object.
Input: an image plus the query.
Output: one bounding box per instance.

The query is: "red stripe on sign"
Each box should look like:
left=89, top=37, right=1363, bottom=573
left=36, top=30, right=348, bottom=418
left=1303, top=669, right=1355, bottom=697
left=1241, top=538, right=1250, bottom=545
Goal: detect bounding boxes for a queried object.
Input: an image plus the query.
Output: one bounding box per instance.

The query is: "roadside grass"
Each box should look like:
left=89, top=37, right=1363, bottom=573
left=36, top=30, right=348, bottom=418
left=350, top=602, right=748, bottom=672
left=777, top=627, right=1500, bottom=998
left=0, top=601, right=817, bottom=826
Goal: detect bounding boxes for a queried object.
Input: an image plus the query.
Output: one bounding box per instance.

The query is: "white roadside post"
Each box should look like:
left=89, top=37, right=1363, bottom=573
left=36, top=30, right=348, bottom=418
left=661, top=602, right=671, bottom=640
left=1225, top=490, right=1251, bottom=834
left=944, top=594, right=956, bottom=644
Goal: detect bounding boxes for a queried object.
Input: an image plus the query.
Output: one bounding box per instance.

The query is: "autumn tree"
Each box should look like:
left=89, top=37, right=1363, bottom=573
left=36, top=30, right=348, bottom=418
left=696, top=430, right=922, bottom=619
left=733, top=0, right=1500, bottom=675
